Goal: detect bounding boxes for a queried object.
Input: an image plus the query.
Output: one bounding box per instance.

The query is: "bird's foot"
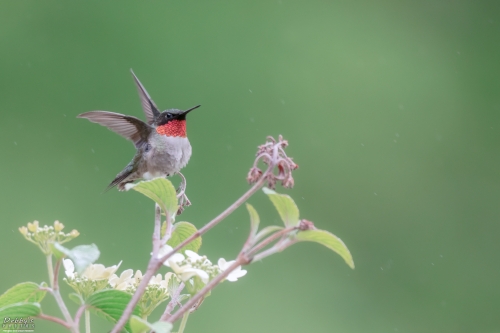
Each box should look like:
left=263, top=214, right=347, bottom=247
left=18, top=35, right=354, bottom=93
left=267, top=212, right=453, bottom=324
left=176, top=172, right=191, bottom=215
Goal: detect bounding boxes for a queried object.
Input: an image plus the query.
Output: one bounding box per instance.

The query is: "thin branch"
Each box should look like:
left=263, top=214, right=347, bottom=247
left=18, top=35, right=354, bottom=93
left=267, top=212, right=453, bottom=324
left=38, top=314, right=71, bottom=329
left=46, top=255, right=54, bottom=288
left=160, top=282, right=185, bottom=321
left=47, top=255, right=76, bottom=332
left=253, top=239, right=297, bottom=262
left=152, top=203, right=162, bottom=256
left=74, top=304, right=87, bottom=328
left=167, top=257, right=247, bottom=324
left=246, top=226, right=297, bottom=258
left=161, top=206, right=173, bottom=244
left=177, top=311, right=190, bottom=333
left=53, top=259, right=61, bottom=291
left=51, top=289, right=76, bottom=332
left=110, top=258, right=158, bottom=333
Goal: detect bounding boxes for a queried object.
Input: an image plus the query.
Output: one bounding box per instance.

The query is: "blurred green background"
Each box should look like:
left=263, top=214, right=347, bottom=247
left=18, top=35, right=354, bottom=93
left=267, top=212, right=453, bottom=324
left=1, top=1, right=500, bottom=332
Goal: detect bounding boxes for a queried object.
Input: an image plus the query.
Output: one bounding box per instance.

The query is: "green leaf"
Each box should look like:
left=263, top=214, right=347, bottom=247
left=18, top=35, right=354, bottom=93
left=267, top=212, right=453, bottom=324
left=68, top=293, right=84, bottom=305
left=166, top=222, right=201, bottom=253
left=0, top=283, right=46, bottom=308
left=0, top=302, right=41, bottom=318
left=51, top=243, right=66, bottom=260
left=295, top=230, right=355, bottom=269
left=129, top=178, right=178, bottom=218
left=130, top=316, right=172, bottom=333
left=262, top=187, right=300, bottom=227
left=246, top=203, right=260, bottom=238
left=54, top=243, right=100, bottom=274
left=87, top=290, right=140, bottom=333
left=254, top=226, right=284, bottom=243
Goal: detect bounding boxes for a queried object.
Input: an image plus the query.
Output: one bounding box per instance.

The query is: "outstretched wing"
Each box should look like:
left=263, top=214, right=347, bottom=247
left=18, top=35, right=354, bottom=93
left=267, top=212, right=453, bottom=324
left=77, top=111, right=151, bottom=148
left=130, top=69, right=160, bottom=124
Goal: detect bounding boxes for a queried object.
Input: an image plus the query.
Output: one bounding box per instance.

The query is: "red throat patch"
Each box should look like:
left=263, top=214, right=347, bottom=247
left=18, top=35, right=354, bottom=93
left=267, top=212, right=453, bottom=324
left=156, top=120, right=187, bottom=137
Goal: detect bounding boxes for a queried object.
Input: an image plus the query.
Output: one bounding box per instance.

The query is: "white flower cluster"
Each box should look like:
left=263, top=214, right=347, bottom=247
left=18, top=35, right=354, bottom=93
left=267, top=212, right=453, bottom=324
left=19, top=221, right=79, bottom=255
left=63, top=259, right=122, bottom=298
left=62, top=247, right=247, bottom=315
left=159, top=245, right=247, bottom=287
left=63, top=259, right=174, bottom=317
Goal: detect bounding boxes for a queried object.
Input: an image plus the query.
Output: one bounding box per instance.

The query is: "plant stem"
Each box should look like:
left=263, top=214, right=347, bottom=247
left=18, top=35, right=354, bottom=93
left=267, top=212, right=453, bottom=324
left=52, top=289, right=77, bottom=333
left=85, top=309, right=90, bottom=333
left=74, top=304, right=87, bottom=329
left=246, top=226, right=297, bottom=257
left=253, top=239, right=297, bottom=262
left=46, top=255, right=54, bottom=288
left=38, top=314, right=71, bottom=329
left=46, top=254, right=77, bottom=332
left=167, top=257, right=247, bottom=324
left=177, top=312, right=190, bottom=333
left=160, top=282, right=185, bottom=321
left=53, top=259, right=61, bottom=291
left=111, top=200, right=167, bottom=333
left=152, top=203, right=161, bottom=256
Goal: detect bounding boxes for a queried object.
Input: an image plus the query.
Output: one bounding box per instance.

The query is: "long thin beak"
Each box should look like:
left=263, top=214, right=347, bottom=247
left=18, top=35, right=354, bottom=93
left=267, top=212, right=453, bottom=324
left=180, top=104, right=201, bottom=116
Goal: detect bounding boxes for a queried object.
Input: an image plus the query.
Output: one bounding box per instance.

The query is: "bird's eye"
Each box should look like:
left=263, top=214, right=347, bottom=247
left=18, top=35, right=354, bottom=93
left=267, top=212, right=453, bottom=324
left=145, top=143, right=152, bottom=152
left=166, top=113, right=173, bottom=119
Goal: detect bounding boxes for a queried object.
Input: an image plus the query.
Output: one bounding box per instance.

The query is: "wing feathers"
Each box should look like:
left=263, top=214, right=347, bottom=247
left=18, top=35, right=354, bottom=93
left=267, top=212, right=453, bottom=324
left=130, top=69, right=160, bottom=124
left=77, top=111, right=151, bottom=148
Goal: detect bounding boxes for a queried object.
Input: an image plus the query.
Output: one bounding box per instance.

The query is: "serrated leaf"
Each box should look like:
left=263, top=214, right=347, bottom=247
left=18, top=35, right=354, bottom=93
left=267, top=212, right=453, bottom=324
left=254, top=226, right=284, bottom=243
left=54, top=243, right=100, bottom=274
left=0, top=302, right=41, bottom=318
left=0, top=283, right=46, bottom=308
left=87, top=290, right=140, bottom=333
left=246, top=203, right=260, bottom=238
left=166, top=222, right=201, bottom=253
left=130, top=316, right=172, bottom=333
left=262, top=187, right=300, bottom=227
left=295, top=230, right=355, bottom=269
left=128, top=178, right=178, bottom=218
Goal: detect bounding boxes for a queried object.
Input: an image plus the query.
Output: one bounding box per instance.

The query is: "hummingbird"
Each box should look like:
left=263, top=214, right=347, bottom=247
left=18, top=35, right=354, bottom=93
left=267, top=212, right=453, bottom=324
left=78, top=70, right=200, bottom=191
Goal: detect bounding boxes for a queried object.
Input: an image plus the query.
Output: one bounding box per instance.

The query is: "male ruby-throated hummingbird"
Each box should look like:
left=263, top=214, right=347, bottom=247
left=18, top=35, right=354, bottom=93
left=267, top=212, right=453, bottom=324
left=78, top=70, right=200, bottom=191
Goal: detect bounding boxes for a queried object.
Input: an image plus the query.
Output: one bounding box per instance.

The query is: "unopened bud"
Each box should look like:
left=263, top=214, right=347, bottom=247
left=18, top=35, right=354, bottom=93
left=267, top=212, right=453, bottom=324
left=19, top=226, right=28, bottom=236
left=27, top=221, right=39, bottom=232
left=298, top=219, right=316, bottom=231
left=69, top=230, right=80, bottom=238
left=54, top=220, right=64, bottom=232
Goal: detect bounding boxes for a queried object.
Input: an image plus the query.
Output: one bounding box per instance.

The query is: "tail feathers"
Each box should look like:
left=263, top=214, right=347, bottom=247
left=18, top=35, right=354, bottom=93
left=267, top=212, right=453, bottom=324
left=105, top=166, right=134, bottom=192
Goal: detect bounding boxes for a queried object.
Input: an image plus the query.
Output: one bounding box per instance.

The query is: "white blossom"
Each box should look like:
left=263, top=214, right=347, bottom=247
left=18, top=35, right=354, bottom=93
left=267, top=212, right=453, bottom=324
left=169, top=260, right=209, bottom=284
left=82, top=261, right=122, bottom=280
left=109, top=269, right=134, bottom=290
left=218, top=258, right=247, bottom=282
left=185, top=250, right=212, bottom=265
left=157, top=245, right=185, bottom=267
left=63, top=259, right=75, bottom=279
